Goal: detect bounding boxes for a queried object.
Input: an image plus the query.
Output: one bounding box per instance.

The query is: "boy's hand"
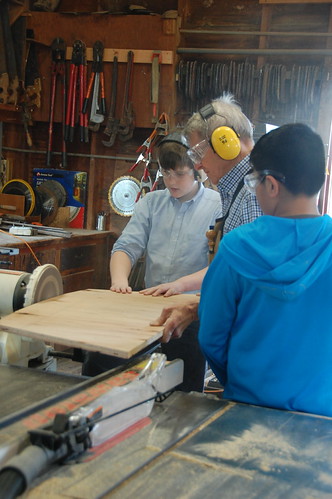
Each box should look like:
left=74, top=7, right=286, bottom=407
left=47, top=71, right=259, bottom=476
left=110, top=281, right=132, bottom=293
left=140, top=280, right=184, bottom=297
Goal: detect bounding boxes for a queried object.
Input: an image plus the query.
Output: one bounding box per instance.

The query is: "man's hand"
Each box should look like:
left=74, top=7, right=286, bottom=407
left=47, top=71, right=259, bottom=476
left=150, top=301, right=199, bottom=343
left=110, top=281, right=132, bottom=293
left=140, top=280, right=185, bottom=297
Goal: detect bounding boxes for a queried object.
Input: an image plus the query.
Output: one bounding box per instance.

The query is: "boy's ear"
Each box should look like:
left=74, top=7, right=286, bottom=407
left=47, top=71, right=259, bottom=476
left=265, top=175, right=280, bottom=198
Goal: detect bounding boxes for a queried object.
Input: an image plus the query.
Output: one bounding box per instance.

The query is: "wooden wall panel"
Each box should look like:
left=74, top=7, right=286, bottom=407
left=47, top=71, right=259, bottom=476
left=26, top=12, right=178, bottom=127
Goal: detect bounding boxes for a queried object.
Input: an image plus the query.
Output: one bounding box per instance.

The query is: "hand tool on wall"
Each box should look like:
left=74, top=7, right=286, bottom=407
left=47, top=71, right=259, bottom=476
left=0, top=8, right=8, bottom=104
left=0, top=0, right=19, bottom=105
left=133, top=112, right=169, bottom=163
left=129, top=113, right=169, bottom=201
left=47, top=38, right=67, bottom=167
left=117, top=50, right=135, bottom=141
left=102, top=55, right=119, bottom=147
left=136, top=155, right=152, bottom=201
left=151, top=52, right=160, bottom=123
left=82, top=41, right=106, bottom=132
left=65, top=40, right=88, bottom=143
left=151, top=167, right=163, bottom=191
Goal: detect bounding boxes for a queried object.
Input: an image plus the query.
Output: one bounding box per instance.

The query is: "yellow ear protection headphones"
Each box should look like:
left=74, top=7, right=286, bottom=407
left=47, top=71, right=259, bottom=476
left=199, top=104, right=241, bottom=161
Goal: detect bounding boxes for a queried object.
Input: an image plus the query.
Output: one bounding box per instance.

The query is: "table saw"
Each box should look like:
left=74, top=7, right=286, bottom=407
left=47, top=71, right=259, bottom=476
left=0, top=361, right=332, bottom=498
left=0, top=269, right=332, bottom=497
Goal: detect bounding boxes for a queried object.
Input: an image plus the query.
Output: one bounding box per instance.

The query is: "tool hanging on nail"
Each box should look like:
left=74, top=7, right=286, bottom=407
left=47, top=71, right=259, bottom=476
left=117, top=50, right=135, bottom=142
left=135, top=154, right=153, bottom=202
left=129, top=112, right=169, bottom=200
left=46, top=38, right=67, bottom=168
left=151, top=52, right=161, bottom=124
left=0, top=0, right=19, bottom=105
left=65, top=40, right=88, bottom=143
left=102, top=55, right=119, bottom=148
left=82, top=41, right=106, bottom=133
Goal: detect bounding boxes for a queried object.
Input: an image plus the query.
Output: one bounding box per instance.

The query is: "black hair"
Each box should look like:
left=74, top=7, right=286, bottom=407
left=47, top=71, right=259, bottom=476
left=158, top=131, right=197, bottom=176
left=250, top=123, right=326, bottom=196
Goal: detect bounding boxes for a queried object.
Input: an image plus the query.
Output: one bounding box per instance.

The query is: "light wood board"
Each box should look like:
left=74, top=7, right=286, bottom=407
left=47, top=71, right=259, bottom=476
left=0, top=289, right=199, bottom=359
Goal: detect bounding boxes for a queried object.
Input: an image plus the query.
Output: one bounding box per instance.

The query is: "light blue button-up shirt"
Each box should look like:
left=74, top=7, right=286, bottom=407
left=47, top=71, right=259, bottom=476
left=112, top=183, right=223, bottom=290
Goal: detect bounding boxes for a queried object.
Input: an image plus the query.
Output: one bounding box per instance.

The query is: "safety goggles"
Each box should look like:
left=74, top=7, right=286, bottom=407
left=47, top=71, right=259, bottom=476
left=244, top=169, right=286, bottom=194
left=187, top=139, right=210, bottom=164
left=159, top=167, right=193, bottom=179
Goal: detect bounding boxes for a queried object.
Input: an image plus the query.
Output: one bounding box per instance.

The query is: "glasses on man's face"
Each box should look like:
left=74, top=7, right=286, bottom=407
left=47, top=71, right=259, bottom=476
left=159, top=167, right=193, bottom=179
left=187, top=139, right=210, bottom=164
left=244, top=169, right=286, bottom=194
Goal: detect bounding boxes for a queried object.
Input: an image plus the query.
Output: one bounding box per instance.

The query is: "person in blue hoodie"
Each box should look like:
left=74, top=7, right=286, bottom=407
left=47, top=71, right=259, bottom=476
left=198, top=123, right=332, bottom=417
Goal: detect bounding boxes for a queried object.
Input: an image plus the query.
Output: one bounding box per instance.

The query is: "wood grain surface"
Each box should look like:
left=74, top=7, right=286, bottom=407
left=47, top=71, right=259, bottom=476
left=0, top=290, right=199, bottom=359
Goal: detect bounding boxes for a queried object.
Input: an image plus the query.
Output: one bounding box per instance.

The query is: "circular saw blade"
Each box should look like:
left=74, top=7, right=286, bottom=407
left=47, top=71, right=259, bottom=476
left=108, top=176, right=140, bottom=216
left=36, top=183, right=59, bottom=225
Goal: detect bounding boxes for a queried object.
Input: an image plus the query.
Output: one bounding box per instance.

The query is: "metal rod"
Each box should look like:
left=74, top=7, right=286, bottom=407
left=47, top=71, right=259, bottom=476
left=2, top=146, right=137, bottom=162
left=177, top=47, right=332, bottom=56
left=180, top=29, right=332, bottom=37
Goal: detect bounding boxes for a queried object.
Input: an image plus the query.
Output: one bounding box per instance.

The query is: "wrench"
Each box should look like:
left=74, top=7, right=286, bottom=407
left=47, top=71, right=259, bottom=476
left=89, top=72, right=105, bottom=132
left=102, top=55, right=119, bottom=147
left=118, top=50, right=135, bottom=141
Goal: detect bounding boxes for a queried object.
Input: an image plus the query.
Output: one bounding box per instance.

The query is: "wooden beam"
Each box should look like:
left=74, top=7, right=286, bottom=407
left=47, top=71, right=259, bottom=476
left=260, top=0, right=332, bottom=3
left=66, top=48, right=173, bottom=65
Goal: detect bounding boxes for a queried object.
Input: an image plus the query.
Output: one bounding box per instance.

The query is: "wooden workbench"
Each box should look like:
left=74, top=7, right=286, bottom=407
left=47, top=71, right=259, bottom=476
left=0, top=229, right=117, bottom=292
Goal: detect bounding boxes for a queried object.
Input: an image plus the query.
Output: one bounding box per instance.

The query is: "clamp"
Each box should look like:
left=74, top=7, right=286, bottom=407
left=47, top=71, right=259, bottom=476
left=136, top=156, right=153, bottom=202
left=129, top=112, right=169, bottom=198
left=130, top=112, right=169, bottom=173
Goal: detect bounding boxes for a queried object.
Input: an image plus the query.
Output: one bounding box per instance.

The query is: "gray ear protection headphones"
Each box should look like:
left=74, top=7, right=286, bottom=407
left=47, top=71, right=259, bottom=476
left=158, top=132, right=189, bottom=149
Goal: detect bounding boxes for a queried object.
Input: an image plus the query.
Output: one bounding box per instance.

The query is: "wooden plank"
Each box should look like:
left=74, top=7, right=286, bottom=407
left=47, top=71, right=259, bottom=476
left=66, top=47, right=173, bottom=64
left=0, top=290, right=199, bottom=359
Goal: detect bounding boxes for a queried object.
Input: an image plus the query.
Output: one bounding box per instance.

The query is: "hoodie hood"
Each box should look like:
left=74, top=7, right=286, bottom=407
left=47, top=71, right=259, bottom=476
left=221, top=215, right=332, bottom=300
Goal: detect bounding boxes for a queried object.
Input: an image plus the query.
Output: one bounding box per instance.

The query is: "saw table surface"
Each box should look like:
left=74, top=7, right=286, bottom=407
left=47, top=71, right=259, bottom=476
left=0, top=364, right=82, bottom=420
left=0, top=289, right=199, bottom=359
left=0, top=366, right=332, bottom=498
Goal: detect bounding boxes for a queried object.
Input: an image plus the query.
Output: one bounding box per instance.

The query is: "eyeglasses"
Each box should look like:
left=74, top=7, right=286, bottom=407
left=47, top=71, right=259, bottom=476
left=159, top=167, right=193, bottom=179
left=187, top=139, right=210, bottom=164
left=244, top=169, right=286, bottom=194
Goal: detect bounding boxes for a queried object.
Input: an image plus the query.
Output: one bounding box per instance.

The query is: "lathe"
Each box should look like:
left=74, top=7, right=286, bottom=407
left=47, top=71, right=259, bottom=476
left=0, top=263, right=332, bottom=498
left=0, top=261, right=63, bottom=367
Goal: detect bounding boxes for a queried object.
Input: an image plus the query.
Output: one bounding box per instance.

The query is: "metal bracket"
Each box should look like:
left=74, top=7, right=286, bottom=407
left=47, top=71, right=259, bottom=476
left=0, top=247, right=19, bottom=255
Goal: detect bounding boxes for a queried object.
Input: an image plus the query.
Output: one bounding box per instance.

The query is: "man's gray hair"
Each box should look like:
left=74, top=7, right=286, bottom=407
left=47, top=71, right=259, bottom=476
left=184, top=93, right=254, bottom=141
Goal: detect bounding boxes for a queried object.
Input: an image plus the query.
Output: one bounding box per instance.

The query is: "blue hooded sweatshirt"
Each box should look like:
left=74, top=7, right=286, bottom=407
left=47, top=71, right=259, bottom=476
left=198, top=214, right=332, bottom=417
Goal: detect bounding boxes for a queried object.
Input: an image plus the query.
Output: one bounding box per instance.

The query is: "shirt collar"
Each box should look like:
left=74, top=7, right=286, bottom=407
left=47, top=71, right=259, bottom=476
left=217, top=155, right=251, bottom=198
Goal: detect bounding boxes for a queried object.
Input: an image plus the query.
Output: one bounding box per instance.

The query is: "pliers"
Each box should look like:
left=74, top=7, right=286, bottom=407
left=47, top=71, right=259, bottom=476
left=82, top=41, right=106, bottom=131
